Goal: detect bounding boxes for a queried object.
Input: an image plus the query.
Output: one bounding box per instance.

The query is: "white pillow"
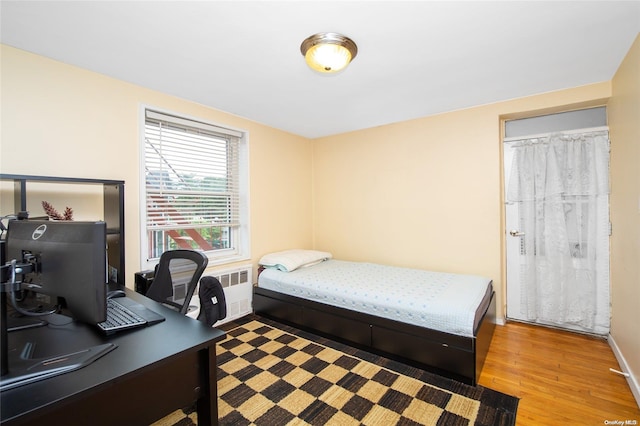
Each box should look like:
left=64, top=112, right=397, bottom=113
left=259, top=249, right=332, bottom=272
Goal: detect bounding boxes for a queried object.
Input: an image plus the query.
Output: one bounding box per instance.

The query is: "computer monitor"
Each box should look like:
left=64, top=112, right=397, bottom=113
left=4, top=219, right=107, bottom=324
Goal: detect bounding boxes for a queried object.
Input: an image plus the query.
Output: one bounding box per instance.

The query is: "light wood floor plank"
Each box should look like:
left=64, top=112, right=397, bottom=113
left=478, top=321, right=640, bottom=424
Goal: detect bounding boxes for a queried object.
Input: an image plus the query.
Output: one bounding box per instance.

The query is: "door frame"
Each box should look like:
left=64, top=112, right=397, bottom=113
left=501, top=125, right=611, bottom=334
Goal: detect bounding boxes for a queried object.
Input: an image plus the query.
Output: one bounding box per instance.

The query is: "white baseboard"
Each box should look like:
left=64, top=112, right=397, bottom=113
left=608, top=333, right=640, bottom=409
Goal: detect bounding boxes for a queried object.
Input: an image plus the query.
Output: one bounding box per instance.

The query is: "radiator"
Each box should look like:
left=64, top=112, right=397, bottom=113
left=187, top=264, right=253, bottom=325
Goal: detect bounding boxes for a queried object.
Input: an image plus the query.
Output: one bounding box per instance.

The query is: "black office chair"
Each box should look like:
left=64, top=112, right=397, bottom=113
left=145, top=249, right=208, bottom=315
left=196, top=276, right=227, bottom=326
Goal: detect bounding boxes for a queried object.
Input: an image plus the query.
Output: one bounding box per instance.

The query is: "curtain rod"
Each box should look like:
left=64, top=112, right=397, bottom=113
left=503, top=126, right=609, bottom=143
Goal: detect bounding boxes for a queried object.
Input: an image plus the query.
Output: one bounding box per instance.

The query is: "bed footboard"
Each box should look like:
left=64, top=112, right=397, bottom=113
left=253, top=286, right=496, bottom=385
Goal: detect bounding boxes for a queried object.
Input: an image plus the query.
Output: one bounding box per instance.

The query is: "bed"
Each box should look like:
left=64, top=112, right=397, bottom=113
left=252, top=250, right=496, bottom=386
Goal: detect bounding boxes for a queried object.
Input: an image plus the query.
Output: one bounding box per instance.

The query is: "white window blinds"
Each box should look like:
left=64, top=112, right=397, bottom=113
left=144, top=110, right=241, bottom=255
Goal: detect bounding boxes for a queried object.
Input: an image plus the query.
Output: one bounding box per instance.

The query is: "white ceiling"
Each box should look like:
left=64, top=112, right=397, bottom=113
left=1, top=1, right=639, bottom=139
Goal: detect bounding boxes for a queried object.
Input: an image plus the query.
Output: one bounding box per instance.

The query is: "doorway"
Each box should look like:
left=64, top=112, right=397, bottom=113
left=503, top=108, right=611, bottom=335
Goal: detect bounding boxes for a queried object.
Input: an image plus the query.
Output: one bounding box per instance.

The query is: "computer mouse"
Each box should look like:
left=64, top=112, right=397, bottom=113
left=107, top=290, right=126, bottom=299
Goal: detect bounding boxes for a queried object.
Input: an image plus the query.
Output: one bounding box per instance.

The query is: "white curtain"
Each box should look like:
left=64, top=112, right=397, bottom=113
left=506, top=130, right=610, bottom=335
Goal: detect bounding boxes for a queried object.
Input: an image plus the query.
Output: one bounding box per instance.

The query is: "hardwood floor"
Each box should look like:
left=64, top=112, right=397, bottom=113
left=478, top=321, right=640, bottom=425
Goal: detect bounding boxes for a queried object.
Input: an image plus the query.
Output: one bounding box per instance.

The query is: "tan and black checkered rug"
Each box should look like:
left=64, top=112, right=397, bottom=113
left=155, top=315, right=518, bottom=426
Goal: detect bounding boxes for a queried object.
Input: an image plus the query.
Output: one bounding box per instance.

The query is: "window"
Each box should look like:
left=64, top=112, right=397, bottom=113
left=141, top=109, right=249, bottom=267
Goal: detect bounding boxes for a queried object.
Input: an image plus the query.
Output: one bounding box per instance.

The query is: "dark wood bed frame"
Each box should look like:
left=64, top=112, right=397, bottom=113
left=253, top=274, right=496, bottom=386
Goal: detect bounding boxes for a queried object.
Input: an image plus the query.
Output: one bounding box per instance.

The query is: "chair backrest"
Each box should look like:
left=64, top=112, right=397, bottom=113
left=196, top=276, right=227, bottom=326
left=145, top=249, right=208, bottom=315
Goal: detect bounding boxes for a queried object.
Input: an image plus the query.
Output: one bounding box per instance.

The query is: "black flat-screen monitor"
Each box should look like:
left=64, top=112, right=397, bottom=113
left=5, top=220, right=107, bottom=324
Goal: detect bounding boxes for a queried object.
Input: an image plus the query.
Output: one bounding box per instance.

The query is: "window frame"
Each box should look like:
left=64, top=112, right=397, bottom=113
left=139, top=106, right=250, bottom=270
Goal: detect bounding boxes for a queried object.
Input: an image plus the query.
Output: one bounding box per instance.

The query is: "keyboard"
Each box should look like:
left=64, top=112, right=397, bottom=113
left=97, top=299, right=148, bottom=335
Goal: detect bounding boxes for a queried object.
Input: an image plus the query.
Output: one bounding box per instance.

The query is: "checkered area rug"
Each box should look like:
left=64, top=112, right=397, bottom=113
left=154, top=315, right=517, bottom=426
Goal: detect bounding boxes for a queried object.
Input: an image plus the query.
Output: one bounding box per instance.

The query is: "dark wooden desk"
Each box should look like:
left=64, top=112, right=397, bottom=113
left=0, top=290, right=226, bottom=425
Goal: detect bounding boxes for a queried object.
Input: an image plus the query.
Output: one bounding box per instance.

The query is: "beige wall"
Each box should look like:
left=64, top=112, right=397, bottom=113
left=0, top=45, right=314, bottom=284
left=609, top=34, right=640, bottom=396
left=312, top=83, right=611, bottom=321
left=2, top=39, right=637, bottom=387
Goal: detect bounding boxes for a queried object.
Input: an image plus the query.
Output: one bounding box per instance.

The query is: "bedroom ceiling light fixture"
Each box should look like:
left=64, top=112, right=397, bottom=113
left=300, top=32, right=358, bottom=74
